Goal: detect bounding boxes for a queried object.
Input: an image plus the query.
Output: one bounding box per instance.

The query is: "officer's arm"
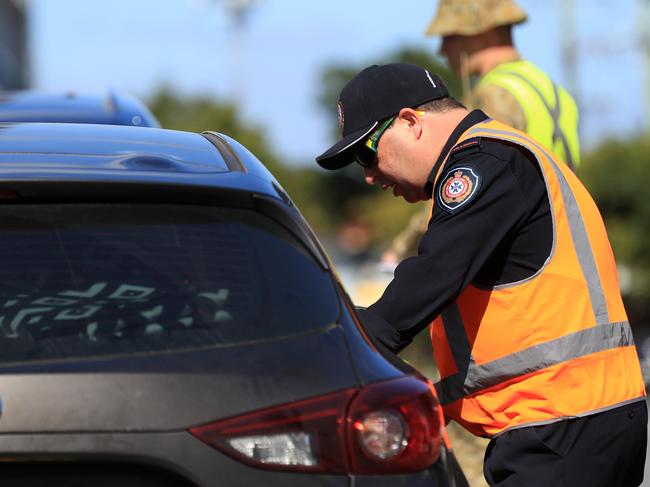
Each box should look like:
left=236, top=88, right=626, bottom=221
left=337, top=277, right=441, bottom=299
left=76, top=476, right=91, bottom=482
left=357, top=147, right=538, bottom=352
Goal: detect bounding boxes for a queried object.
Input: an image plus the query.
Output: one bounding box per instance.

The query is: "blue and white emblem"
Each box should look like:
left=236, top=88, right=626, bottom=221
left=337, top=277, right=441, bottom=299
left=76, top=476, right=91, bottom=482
left=437, top=166, right=481, bottom=213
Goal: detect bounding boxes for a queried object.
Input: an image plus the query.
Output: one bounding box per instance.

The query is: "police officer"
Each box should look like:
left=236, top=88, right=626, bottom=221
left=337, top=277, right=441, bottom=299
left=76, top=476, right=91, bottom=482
left=315, top=63, right=647, bottom=487
left=383, top=0, right=582, bottom=266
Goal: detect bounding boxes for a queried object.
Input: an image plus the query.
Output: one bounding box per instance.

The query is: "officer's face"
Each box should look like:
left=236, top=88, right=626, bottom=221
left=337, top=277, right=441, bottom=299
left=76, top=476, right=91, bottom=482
left=362, top=112, right=430, bottom=203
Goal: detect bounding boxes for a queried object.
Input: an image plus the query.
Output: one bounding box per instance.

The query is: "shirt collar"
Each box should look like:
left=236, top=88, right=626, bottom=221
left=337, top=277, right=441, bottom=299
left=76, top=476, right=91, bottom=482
left=424, top=109, right=489, bottom=196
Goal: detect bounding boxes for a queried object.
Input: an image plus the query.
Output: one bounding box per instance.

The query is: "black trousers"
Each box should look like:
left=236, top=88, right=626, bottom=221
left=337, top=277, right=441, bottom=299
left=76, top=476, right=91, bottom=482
left=483, top=400, right=648, bottom=487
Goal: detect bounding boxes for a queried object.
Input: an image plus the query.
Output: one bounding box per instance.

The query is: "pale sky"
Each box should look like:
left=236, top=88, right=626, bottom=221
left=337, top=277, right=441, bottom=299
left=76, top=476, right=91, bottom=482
left=29, top=0, right=647, bottom=165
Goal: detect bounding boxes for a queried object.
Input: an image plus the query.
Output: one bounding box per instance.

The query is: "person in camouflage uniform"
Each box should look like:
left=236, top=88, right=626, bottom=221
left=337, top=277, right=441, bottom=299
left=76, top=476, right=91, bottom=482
left=428, top=0, right=531, bottom=133
left=382, top=0, right=581, bottom=266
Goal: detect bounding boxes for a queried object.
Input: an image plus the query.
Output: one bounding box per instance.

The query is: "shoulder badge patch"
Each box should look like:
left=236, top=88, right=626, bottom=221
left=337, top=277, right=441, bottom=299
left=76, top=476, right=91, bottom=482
left=437, top=167, right=481, bottom=213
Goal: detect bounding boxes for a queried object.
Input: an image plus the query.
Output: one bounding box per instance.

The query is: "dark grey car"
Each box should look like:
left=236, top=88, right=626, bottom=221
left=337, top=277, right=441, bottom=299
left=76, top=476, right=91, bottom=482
left=0, top=122, right=466, bottom=486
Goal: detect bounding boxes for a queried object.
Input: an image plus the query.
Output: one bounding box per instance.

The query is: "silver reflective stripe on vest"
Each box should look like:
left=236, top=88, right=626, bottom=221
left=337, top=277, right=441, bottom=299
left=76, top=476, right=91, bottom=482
left=501, top=71, right=575, bottom=170
left=434, top=124, right=618, bottom=406
left=435, top=319, right=634, bottom=406
left=464, top=126, right=610, bottom=325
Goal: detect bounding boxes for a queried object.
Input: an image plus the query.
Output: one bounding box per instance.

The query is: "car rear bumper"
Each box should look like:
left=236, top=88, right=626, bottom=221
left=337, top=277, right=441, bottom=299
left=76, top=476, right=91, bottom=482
left=0, top=431, right=460, bottom=486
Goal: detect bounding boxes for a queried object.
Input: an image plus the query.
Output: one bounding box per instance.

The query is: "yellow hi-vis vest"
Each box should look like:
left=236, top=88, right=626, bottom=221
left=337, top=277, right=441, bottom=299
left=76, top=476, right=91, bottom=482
left=430, top=119, right=645, bottom=438
left=478, top=60, right=581, bottom=170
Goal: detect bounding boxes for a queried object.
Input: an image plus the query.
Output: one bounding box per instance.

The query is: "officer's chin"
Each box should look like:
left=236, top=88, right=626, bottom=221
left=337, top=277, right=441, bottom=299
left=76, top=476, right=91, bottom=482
left=393, top=185, right=410, bottom=202
left=399, top=188, right=426, bottom=204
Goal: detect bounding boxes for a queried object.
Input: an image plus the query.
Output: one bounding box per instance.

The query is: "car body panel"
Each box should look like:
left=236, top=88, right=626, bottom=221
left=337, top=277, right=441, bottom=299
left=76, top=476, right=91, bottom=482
left=0, top=123, right=280, bottom=198
left=0, top=91, right=160, bottom=127
left=0, top=326, right=361, bottom=432
left=0, top=123, right=228, bottom=173
left=0, top=122, right=465, bottom=486
left=0, top=430, right=455, bottom=487
left=0, top=431, right=349, bottom=487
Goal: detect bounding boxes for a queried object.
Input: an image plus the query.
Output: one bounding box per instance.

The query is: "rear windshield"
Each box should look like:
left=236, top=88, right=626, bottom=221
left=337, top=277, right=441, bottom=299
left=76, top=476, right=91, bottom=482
left=0, top=204, right=339, bottom=364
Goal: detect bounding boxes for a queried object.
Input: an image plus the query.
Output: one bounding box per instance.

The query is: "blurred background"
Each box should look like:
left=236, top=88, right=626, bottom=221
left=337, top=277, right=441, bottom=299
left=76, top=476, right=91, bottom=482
left=2, top=0, right=650, bottom=484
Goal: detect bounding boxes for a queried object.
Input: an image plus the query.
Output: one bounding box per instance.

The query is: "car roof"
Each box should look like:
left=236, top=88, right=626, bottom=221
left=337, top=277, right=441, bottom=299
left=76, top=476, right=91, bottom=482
left=0, top=91, right=160, bottom=127
left=0, top=122, right=327, bottom=268
left=0, top=122, right=281, bottom=194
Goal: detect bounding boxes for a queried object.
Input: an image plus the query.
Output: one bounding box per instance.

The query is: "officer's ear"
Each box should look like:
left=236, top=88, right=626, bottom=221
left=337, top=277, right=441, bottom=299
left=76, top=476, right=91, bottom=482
left=397, top=108, right=424, bottom=140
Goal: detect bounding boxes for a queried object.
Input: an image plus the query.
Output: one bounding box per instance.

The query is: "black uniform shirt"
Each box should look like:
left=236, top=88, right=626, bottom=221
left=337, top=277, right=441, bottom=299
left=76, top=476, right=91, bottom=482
left=357, top=110, right=553, bottom=352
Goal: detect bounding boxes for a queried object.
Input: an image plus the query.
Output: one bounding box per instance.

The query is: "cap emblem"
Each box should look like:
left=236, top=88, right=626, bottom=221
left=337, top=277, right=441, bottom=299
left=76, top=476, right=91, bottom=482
left=337, top=101, right=345, bottom=129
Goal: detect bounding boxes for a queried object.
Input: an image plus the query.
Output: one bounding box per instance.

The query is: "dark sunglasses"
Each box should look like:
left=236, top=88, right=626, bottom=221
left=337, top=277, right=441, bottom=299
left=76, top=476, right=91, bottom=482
left=354, top=116, right=396, bottom=168
left=353, top=111, right=426, bottom=168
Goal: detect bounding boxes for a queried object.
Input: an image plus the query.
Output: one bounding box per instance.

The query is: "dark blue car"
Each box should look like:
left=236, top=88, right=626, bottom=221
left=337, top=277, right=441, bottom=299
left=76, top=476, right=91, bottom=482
left=0, top=123, right=466, bottom=487
left=0, top=90, right=160, bottom=127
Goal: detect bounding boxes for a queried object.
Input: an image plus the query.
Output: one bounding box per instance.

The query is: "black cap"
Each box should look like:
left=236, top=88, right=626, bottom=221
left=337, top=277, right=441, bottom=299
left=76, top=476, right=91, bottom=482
left=316, top=63, right=450, bottom=170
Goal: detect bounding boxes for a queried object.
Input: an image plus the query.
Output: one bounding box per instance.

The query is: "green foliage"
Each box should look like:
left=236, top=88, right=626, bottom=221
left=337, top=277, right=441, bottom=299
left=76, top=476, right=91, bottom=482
left=148, top=86, right=286, bottom=179
left=580, top=134, right=650, bottom=271
left=580, top=133, right=650, bottom=323
left=279, top=167, right=359, bottom=233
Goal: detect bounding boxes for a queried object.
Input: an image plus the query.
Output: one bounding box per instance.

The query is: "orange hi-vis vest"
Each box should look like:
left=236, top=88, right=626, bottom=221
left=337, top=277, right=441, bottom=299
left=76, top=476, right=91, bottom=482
left=430, top=119, right=646, bottom=438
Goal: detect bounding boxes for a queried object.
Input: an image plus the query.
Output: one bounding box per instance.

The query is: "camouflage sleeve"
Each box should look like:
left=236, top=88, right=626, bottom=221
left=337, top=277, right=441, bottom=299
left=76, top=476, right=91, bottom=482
left=388, top=204, right=431, bottom=260
left=470, top=83, right=527, bottom=132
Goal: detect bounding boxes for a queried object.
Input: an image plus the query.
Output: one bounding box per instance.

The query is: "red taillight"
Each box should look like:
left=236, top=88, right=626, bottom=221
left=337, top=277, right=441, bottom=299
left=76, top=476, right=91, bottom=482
left=189, top=376, right=442, bottom=475
left=189, top=388, right=357, bottom=473
left=347, top=376, right=442, bottom=474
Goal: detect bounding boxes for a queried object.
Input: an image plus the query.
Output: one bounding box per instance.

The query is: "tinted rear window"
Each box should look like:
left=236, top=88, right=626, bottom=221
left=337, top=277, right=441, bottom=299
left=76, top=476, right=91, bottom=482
left=0, top=204, right=339, bottom=363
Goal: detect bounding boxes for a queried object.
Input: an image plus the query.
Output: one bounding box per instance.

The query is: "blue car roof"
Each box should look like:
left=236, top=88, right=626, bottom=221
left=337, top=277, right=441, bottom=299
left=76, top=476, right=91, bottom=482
left=0, top=122, right=281, bottom=197
left=0, top=122, right=326, bottom=268
left=0, top=91, right=160, bottom=128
